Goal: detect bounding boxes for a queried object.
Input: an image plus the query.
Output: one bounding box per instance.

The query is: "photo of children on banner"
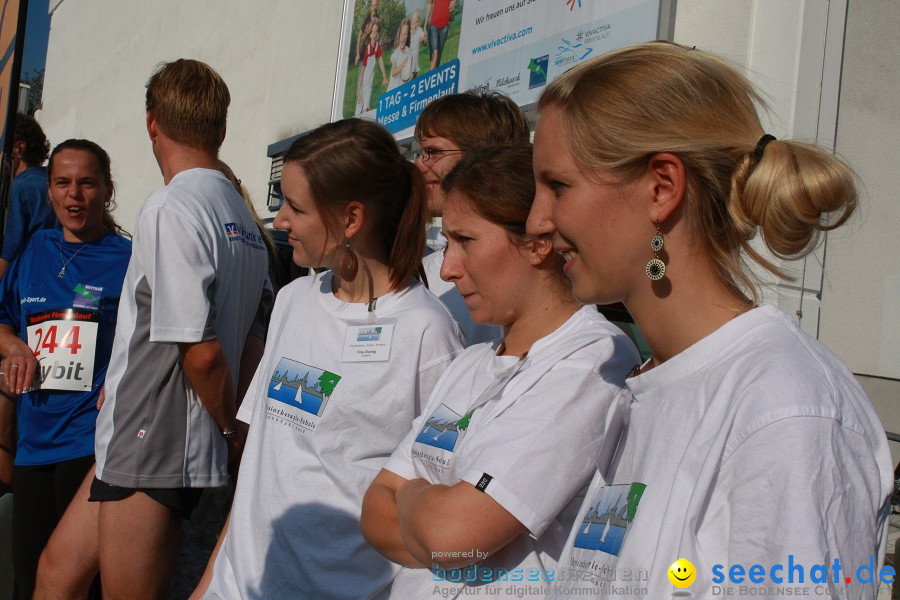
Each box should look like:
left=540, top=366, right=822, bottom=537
left=343, top=0, right=463, bottom=119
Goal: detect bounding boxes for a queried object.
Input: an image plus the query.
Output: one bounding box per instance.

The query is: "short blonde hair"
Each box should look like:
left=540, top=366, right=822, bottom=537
left=145, top=59, right=230, bottom=152
left=540, top=41, right=857, bottom=300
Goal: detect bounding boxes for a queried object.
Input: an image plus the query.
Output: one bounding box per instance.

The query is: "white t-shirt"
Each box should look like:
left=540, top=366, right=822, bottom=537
left=422, top=249, right=502, bottom=347
left=387, top=45, right=412, bottom=90
left=384, top=306, right=640, bottom=598
left=551, top=305, right=893, bottom=599
left=205, top=271, right=464, bottom=600
left=95, top=168, right=268, bottom=488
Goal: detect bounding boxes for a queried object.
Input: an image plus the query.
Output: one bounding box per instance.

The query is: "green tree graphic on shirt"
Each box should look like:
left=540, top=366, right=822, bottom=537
left=317, top=371, right=342, bottom=398
left=626, top=483, right=646, bottom=523
left=457, top=409, right=475, bottom=432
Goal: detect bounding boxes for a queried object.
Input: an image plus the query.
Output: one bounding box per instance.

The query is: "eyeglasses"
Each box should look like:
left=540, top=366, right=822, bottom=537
left=414, top=147, right=464, bottom=163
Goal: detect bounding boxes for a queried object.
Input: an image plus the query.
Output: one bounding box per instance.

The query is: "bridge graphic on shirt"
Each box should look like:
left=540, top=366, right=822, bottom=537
left=267, top=357, right=341, bottom=417
left=574, top=482, right=646, bottom=556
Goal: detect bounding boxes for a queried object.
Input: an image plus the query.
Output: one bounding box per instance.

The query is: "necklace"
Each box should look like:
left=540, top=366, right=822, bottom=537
left=58, top=240, right=86, bottom=278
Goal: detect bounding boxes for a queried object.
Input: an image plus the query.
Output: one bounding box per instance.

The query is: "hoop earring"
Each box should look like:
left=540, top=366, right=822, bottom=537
left=645, top=223, right=666, bottom=281
left=339, top=237, right=359, bottom=281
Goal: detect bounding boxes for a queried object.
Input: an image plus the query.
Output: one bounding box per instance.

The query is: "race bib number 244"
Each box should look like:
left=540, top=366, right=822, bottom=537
left=26, top=308, right=98, bottom=392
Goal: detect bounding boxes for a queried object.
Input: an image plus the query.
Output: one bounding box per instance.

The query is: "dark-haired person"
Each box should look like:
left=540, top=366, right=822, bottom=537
left=415, top=91, right=530, bottom=346
left=36, top=59, right=269, bottom=600
left=194, top=118, right=463, bottom=599
left=361, top=145, right=638, bottom=598
left=0, top=114, right=58, bottom=281
left=527, top=41, right=893, bottom=598
left=0, top=139, right=130, bottom=600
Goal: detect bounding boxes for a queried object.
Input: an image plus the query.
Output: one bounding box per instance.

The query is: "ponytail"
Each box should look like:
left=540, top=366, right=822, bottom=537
left=722, top=139, right=857, bottom=297
left=387, top=160, right=427, bottom=289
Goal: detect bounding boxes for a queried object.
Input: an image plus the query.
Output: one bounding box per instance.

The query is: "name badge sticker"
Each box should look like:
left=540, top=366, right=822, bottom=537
left=342, top=320, right=396, bottom=362
left=26, top=308, right=99, bottom=391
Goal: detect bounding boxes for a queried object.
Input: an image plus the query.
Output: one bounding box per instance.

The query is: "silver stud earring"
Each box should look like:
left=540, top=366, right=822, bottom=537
left=646, top=223, right=666, bottom=281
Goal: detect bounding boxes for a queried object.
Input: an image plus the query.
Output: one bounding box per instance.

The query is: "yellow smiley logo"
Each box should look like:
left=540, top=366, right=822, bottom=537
left=668, top=558, right=696, bottom=588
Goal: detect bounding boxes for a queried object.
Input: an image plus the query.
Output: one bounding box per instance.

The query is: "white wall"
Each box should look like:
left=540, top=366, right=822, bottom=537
left=819, top=0, right=900, bottom=381
left=674, top=0, right=900, bottom=460
left=38, top=0, right=344, bottom=230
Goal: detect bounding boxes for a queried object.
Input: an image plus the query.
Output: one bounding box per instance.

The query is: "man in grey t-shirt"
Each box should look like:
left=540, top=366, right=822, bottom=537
left=36, top=59, right=269, bottom=599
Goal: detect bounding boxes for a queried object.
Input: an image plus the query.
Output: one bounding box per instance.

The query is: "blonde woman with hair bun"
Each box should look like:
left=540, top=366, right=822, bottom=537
left=528, top=41, right=892, bottom=599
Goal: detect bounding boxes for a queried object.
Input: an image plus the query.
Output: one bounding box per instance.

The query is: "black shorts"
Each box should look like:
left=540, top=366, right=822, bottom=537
left=88, top=477, right=204, bottom=520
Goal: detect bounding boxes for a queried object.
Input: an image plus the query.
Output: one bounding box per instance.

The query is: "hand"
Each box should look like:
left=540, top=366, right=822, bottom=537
left=1, top=348, right=37, bottom=394
left=96, top=387, right=105, bottom=410
left=226, top=422, right=248, bottom=486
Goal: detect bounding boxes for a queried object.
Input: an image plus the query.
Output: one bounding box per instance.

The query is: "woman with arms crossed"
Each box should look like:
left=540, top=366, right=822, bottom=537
left=195, top=118, right=463, bottom=599
left=0, top=139, right=130, bottom=600
left=527, top=41, right=893, bottom=598
left=361, top=144, right=639, bottom=597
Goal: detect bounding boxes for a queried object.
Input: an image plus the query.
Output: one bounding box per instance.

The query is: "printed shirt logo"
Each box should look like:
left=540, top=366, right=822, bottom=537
left=566, top=0, right=582, bottom=10
left=575, top=483, right=646, bottom=556
left=268, top=357, right=341, bottom=418
left=357, top=326, right=382, bottom=342
left=223, top=222, right=265, bottom=250
left=73, top=283, right=101, bottom=310
left=224, top=222, right=241, bottom=240
left=415, top=403, right=475, bottom=452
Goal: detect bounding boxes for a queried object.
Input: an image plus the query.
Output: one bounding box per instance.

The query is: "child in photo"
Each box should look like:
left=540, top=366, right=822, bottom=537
left=387, top=19, right=413, bottom=91
left=409, top=9, right=426, bottom=79
left=356, top=19, right=388, bottom=114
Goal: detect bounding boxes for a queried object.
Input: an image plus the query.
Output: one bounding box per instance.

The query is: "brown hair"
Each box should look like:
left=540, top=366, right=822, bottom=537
left=415, top=91, right=530, bottom=149
left=14, top=114, right=50, bottom=166
left=441, top=144, right=568, bottom=288
left=540, top=41, right=857, bottom=300
left=48, top=139, right=128, bottom=237
left=283, top=118, right=426, bottom=291
left=145, top=59, right=230, bottom=153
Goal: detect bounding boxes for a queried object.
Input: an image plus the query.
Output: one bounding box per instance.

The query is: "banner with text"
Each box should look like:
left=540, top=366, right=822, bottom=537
left=333, top=0, right=661, bottom=139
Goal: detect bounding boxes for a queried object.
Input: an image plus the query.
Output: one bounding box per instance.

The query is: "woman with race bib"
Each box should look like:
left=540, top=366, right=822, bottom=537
left=0, top=139, right=130, bottom=600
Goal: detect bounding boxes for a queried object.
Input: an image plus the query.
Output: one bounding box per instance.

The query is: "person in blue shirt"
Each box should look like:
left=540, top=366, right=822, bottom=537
left=0, top=114, right=58, bottom=280
left=0, top=139, right=130, bottom=600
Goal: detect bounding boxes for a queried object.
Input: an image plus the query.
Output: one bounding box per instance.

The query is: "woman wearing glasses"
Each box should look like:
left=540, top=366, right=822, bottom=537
left=361, top=145, right=638, bottom=598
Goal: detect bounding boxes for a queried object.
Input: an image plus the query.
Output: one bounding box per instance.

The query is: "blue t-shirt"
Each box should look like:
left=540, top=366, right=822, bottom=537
left=1, top=166, right=58, bottom=263
left=0, top=228, right=131, bottom=465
